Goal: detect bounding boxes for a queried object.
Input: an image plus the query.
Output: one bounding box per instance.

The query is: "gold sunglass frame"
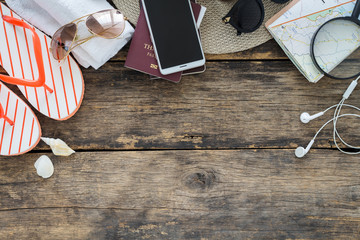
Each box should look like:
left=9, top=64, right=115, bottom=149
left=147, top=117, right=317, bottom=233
left=50, top=9, right=127, bottom=61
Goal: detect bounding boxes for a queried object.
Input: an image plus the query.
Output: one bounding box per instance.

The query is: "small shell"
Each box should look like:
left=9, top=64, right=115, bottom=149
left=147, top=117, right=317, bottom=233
left=41, top=137, right=75, bottom=156
left=34, top=155, right=54, bottom=179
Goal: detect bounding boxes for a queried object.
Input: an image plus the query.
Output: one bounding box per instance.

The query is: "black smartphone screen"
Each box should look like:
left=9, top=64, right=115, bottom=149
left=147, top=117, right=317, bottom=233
left=143, top=0, right=204, bottom=69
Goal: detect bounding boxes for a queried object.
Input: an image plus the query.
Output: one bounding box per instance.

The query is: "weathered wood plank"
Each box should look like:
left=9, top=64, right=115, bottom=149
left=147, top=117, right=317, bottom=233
left=9, top=60, right=354, bottom=151
left=112, top=40, right=287, bottom=62
left=0, top=150, right=359, bottom=239
left=2, top=60, right=358, bottom=151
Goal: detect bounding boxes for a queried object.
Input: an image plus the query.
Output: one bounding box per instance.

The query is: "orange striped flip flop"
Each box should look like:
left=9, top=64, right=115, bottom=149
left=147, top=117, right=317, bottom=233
left=0, top=81, right=41, bottom=156
left=0, top=3, right=84, bottom=121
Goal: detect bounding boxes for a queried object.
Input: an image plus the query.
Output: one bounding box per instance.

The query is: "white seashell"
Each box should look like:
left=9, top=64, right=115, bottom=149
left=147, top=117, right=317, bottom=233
left=34, top=155, right=54, bottom=179
left=41, top=137, right=75, bottom=156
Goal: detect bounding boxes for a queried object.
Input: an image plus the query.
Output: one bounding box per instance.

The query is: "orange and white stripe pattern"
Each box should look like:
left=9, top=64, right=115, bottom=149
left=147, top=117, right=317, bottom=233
left=0, top=82, right=41, bottom=156
left=0, top=3, right=84, bottom=121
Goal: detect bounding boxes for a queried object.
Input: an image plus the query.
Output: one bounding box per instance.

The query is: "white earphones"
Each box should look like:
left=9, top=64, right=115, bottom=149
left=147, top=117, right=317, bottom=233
left=295, top=139, right=314, bottom=158
left=300, top=111, right=324, bottom=124
left=296, top=77, right=360, bottom=158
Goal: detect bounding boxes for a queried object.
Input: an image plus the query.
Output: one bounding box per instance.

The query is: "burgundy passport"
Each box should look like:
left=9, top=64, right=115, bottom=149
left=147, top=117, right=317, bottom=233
left=125, top=2, right=202, bottom=83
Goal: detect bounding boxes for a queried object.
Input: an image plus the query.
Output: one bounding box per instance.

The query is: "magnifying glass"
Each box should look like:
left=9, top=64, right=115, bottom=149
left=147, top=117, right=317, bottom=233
left=310, top=0, right=360, bottom=80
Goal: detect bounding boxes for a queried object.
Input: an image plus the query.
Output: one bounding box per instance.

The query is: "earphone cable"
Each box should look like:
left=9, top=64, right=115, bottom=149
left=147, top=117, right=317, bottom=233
left=308, top=97, right=360, bottom=154
left=297, top=78, right=360, bottom=157
left=312, top=113, right=360, bottom=149
left=323, top=103, right=360, bottom=114
left=332, top=98, right=360, bottom=154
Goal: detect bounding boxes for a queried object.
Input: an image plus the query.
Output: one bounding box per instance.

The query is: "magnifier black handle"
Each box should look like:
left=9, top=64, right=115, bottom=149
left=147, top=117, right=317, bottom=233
left=352, top=0, right=360, bottom=19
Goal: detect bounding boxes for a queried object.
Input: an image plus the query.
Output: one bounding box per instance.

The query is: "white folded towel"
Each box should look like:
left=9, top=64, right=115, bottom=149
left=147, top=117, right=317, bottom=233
left=6, top=0, right=134, bottom=69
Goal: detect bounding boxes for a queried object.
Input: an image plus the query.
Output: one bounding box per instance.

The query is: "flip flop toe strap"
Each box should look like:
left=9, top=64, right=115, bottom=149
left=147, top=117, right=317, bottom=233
left=0, top=15, right=53, bottom=93
left=0, top=103, right=13, bottom=126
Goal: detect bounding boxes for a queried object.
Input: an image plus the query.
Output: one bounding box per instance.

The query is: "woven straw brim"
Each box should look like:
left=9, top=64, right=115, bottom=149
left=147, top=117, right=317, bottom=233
left=113, top=0, right=287, bottom=54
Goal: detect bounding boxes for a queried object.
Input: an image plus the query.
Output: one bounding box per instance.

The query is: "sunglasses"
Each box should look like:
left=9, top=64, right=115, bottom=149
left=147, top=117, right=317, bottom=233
left=50, top=9, right=127, bottom=61
left=223, top=0, right=289, bottom=35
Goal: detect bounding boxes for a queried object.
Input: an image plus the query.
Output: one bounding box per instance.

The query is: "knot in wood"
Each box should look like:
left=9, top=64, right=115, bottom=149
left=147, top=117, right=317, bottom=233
left=183, top=170, right=216, bottom=191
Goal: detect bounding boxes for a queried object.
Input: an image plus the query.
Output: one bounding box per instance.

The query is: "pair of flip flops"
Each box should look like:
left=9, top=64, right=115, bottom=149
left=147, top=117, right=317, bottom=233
left=0, top=3, right=84, bottom=156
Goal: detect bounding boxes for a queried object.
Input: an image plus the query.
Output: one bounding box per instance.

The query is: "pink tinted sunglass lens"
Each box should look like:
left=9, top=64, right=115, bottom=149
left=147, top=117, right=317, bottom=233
left=50, top=23, right=77, bottom=60
left=86, top=9, right=125, bottom=38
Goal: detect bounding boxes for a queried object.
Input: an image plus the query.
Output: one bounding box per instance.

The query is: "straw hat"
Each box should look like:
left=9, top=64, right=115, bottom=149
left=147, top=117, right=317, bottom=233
left=113, top=0, right=288, bottom=54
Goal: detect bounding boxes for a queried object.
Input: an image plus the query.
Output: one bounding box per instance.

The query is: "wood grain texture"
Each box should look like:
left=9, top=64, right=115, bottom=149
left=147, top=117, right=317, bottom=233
left=7, top=60, right=354, bottom=151
left=0, top=150, right=360, bottom=239
left=0, top=3, right=359, bottom=238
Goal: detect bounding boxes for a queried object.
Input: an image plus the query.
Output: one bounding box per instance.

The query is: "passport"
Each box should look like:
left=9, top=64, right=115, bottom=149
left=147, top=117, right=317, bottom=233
left=125, top=2, right=205, bottom=83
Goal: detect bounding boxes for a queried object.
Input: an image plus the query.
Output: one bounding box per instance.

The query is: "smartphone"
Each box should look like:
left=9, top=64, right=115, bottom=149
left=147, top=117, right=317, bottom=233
left=141, top=0, right=206, bottom=75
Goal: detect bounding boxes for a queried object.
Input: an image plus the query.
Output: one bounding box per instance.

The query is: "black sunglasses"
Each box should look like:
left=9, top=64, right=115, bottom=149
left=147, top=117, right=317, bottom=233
left=223, top=0, right=289, bottom=35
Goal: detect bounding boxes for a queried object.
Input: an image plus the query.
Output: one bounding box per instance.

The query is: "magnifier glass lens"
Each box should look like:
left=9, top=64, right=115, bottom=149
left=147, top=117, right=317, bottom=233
left=313, top=19, right=360, bottom=79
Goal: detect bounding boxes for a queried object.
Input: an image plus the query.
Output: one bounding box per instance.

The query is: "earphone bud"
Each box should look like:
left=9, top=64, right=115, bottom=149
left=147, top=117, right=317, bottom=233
left=296, top=77, right=360, bottom=157
left=295, top=139, right=314, bottom=158
left=300, top=111, right=324, bottom=123
left=295, top=147, right=306, bottom=158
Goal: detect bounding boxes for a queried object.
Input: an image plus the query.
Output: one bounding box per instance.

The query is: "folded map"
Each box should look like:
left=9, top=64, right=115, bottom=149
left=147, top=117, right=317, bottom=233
left=266, top=0, right=357, bottom=83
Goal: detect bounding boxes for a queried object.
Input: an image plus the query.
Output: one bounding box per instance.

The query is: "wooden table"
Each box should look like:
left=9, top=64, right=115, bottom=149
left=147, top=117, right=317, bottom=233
left=1, top=39, right=360, bottom=239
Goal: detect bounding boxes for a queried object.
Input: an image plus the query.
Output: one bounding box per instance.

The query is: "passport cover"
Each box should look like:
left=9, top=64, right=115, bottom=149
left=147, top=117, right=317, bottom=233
left=125, top=2, right=203, bottom=83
